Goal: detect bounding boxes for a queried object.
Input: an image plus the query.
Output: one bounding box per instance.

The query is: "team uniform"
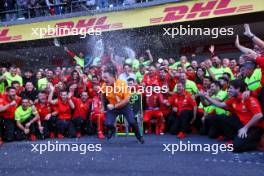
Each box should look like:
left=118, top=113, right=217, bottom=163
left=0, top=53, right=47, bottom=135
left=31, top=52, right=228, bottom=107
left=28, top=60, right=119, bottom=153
left=213, top=95, right=264, bottom=152
left=0, top=95, right=21, bottom=141
left=143, top=92, right=164, bottom=135
left=71, top=97, right=92, bottom=137
left=35, top=102, right=56, bottom=139
left=53, top=98, right=76, bottom=138
left=167, top=91, right=197, bottom=137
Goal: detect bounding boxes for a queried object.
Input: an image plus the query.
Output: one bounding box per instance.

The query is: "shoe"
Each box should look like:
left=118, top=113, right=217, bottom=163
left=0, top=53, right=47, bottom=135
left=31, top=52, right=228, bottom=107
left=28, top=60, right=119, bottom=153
left=176, top=132, right=186, bottom=139
left=160, top=132, right=164, bottom=135
left=98, top=131, right=105, bottom=139
left=217, top=135, right=225, bottom=141
left=107, top=127, right=115, bottom=139
left=58, top=133, right=64, bottom=139
left=49, top=132, right=55, bottom=139
left=76, top=132, right=81, bottom=138
left=30, top=134, right=37, bottom=141
left=137, top=136, right=145, bottom=144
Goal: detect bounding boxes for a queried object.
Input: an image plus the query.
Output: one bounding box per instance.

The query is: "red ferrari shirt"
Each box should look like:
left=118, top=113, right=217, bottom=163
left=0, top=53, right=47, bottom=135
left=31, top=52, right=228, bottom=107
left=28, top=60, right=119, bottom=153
left=225, top=96, right=262, bottom=125
left=72, top=97, right=91, bottom=119
left=142, top=73, right=161, bottom=87
left=91, top=96, right=104, bottom=114
left=256, top=55, right=264, bottom=86
left=0, top=95, right=21, bottom=119
left=144, top=93, right=163, bottom=109
left=55, top=98, right=72, bottom=120
left=168, top=91, right=197, bottom=115
left=35, top=102, right=52, bottom=121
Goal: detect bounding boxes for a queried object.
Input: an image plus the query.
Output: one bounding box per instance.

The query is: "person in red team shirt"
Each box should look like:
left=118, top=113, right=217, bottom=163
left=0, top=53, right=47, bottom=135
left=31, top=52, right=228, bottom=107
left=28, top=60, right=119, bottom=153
left=143, top=85, right=165, bottom=135
left=71, top=91, right=92, bottom=138
left=35, top=91, right=57, bottom=139
left=199, top=79, right=264, bottom=152
left=164, top=81, right=197, bottom=139
left=90, top=91, right=106, bottom=139
left=0, top=87, right=21, bottom=143
left=141, top=65, right=161, bottom=87
left=48, top=86, right=75, bottom=138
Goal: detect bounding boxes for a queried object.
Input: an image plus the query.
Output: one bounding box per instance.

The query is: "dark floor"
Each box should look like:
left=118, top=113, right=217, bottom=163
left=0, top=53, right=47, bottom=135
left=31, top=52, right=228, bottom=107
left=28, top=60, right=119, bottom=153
left=0, top=134, right=263, bottom=176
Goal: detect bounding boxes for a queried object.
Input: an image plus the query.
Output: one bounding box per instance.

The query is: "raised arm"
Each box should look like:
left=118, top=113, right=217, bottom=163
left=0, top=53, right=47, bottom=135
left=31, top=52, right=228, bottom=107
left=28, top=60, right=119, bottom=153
left=235, top=35, right=257, bottom=55
left=244, top=24, right=264, bottom=49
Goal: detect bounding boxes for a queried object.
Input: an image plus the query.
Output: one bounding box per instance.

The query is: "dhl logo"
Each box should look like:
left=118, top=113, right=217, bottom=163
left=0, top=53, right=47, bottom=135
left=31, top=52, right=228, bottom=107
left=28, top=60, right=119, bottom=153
left=45, top=16, right=123, bottom=37
left=0, top=29, right=22, bottom=42
left=150, top=0, right=254, bottom=24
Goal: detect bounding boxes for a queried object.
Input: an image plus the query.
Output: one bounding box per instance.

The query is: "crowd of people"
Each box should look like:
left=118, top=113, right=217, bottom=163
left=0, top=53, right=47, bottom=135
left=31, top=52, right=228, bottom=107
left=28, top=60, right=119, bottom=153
left=0, top=0, right=148, bottom=21
left=0, top=24, right=264, bottom=153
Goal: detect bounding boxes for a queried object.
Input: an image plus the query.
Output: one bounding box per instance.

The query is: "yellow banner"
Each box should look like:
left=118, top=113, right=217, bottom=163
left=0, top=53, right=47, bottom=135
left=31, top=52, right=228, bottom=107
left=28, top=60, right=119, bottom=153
left=0, top=0, right=263, bottom=43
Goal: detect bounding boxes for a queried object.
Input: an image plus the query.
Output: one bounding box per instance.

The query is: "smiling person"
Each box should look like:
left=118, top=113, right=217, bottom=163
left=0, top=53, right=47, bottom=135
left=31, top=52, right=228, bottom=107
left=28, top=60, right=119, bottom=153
left=101, top=66, right=144, bottom=144
left=198, top=79, right=264, bottom=152
left=15, top=98, right=40, bottom=141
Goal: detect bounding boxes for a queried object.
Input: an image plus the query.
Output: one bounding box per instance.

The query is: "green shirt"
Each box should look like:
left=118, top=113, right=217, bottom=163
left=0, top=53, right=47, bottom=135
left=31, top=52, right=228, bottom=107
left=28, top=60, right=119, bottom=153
left=169, top=61, right=190, bottom=69
left=208, top=67, right=224, bottom=80
left=141, top=60, right=152, bottom=66
left=135, top=71, right=144, bottom=83
left=3, top=72, right=23, bottom=86
left=174, top=80, right=198, bottom=95
left=74, top=55, right=84, bottom=68
left=15, top=106, right=35, bottom=123
left=244, top=68, right=262, bottom=91
left=125, top=58, right=140, bottom=71
left=214, top=90, right=229, bottom=115
left=38, top=78, right=48, bottom=91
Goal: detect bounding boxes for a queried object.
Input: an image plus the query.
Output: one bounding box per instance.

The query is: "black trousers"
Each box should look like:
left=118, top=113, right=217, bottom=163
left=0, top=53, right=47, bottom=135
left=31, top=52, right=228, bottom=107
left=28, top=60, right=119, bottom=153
left=56, top=119, right=76, bottom=138
left=72, top=117, right=88, bottom=134
left=1, top=118, right=16, bottom=142
left=233, top=127, right=263, bottom=153
left=169, top=110, right=193, bottom=134
left=0, top=118, right=3, bottom=139
left=16, top=116, right=37, bottom=141
left=39, top=116, right=57, bottom=139
left=203, top=114, right=226, bottom=138
left=215, top=115, right=263, bottom=152
left=258, top=87, right=264, bottom=113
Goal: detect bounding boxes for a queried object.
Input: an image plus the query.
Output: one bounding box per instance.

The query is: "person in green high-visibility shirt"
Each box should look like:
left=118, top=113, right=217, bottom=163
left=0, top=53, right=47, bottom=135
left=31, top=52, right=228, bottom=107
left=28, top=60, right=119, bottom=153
left=64, top=47, right=84, bottom=68
left=169, top=55, right=190, bottom=70
left=206, top=55, right=234, bottom=81
left=135, top=65, right=146, bottom=84
left=138, top=49, right=154, bottom=67
left=0, top=66, right=23, bottom=87
left=15, top=98, right=41, bottom=141
left=241, top=61, right=261, bottom=91
left=0, top=65, right=8, bottom=94
left=174, top=72, right=198, bottom=95
left=199, top=81, right=229, bottom=138
left=37, top=69, right=54, bottom=91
